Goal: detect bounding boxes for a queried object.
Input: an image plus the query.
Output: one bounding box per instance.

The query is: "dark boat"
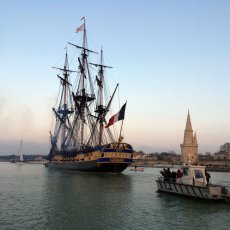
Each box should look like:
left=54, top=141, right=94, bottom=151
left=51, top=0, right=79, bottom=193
left=46, top=18, right=133, bottom=173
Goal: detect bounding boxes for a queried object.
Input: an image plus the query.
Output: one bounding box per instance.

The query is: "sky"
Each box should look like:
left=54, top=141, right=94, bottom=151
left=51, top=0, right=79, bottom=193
left=1, top=0, right=230, bottom=155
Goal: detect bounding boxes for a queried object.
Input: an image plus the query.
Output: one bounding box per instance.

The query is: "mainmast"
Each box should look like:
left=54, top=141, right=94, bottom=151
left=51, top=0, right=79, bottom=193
left=69, top=18, right=97, bottom=149
left=80, top=18, right=87, bottom=148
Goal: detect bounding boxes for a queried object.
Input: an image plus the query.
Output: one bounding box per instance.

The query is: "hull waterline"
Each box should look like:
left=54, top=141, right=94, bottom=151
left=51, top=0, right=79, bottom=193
left=47, top=160, right=130, bottom=173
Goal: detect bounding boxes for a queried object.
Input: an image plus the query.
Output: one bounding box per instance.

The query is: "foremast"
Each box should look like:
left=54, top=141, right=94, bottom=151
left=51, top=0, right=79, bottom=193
left=49, top=51, right=74, bottom=157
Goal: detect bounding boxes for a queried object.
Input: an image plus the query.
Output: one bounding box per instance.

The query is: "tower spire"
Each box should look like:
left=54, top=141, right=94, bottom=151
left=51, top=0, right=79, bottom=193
left=185, top=110, right=193, bottom=131
left=180, top=110, right=198, bottom=164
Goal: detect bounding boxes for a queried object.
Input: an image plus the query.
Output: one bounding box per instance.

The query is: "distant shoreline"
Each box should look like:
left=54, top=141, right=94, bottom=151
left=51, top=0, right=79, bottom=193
left=131, top=163, right=230, bottom=172
left=0, top=160, right=47, bottom=164
left=1, top=160, right=230, bottom=172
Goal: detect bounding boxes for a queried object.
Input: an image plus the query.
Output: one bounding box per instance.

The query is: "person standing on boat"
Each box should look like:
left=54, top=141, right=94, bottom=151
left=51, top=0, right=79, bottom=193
left=176, top=169, right=183, bottom=179
left=205, top=170, right=211, bottom=183
left=160, top=168, right=166, bottom=178
left=164, top=168, right=171, bottom=181
left=171, top=170, right=177, bottom=182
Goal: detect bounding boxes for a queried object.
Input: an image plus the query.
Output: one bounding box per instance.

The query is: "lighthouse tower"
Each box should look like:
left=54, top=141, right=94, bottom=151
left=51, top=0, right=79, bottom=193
left=180, top=111, right=198, bottom=164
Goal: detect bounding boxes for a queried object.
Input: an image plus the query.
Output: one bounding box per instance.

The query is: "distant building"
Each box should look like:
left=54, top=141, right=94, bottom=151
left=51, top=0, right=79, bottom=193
left=198, top=154, right=214, bottom=161
left=180, top=111, right=198, bottom=164
left=214, top=151, right=230, bottom=160
left=133, top=151, right=146, bottom=159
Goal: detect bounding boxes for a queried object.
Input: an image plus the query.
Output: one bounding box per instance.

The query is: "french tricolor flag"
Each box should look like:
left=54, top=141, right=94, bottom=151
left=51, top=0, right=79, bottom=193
left=105, top=103, right=127, bottom=128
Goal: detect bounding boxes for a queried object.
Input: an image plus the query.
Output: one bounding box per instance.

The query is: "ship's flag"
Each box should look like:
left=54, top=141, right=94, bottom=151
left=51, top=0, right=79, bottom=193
left=76, top=24, right=84, bottom=33
left=105, top=102, right=126, bottom=128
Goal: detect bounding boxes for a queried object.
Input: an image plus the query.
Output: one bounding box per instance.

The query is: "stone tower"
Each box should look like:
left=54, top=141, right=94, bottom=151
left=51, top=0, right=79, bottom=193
left=180, top=111, right=198, bottom=164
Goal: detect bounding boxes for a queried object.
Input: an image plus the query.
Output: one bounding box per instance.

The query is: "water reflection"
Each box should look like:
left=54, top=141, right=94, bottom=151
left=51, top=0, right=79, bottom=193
left=42, top=170, right=133, bottom=229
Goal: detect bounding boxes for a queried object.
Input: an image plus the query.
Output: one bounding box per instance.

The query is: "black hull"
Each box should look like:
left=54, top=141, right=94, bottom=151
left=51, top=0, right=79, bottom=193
left=47, top=160, right=129, bottom=173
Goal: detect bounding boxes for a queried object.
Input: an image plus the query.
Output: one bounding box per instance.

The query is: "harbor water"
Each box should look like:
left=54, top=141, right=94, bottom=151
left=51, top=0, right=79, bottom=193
left=0, top=162, right=229, bottom=230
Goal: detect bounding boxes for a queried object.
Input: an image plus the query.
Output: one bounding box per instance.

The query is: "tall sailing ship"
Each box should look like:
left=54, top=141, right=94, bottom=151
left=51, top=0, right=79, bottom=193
left=46, top=19, right=133, bottom=173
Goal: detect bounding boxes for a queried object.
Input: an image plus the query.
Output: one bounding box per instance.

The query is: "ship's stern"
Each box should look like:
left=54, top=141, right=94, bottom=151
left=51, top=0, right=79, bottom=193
left=96, top=142, right=133, bottom=173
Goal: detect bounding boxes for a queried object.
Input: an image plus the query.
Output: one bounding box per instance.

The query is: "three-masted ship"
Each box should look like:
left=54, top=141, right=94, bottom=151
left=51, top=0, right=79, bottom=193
left=46, top=19, right=133, bottom=173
